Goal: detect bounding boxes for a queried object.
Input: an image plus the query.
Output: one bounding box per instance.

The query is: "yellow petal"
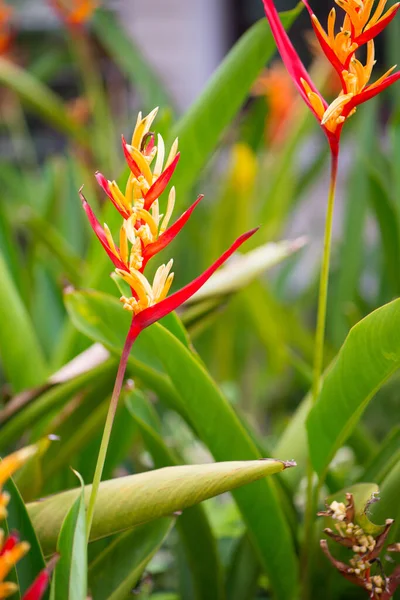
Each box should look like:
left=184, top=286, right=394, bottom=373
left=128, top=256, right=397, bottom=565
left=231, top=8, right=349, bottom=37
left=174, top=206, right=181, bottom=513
left=0, top=446, right=38, bottom=487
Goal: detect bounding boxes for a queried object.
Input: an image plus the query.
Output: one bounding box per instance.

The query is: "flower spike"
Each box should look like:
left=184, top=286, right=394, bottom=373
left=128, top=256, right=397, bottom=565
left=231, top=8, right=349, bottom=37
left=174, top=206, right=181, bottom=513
left=262, top=0, right=400, bottom=150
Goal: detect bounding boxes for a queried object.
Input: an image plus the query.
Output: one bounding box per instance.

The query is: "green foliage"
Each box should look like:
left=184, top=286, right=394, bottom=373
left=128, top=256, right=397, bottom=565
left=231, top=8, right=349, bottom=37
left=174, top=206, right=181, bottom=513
left=51, top=472, right=87, bottom=599
left=28, top=460, right=291, bottom=555
left=0, top=1, right=399, bottom=598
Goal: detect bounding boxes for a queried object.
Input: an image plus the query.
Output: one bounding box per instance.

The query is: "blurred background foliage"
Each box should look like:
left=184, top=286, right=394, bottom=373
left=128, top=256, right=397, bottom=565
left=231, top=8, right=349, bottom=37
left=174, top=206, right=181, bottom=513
left=0, top=1, right=400, bottom=599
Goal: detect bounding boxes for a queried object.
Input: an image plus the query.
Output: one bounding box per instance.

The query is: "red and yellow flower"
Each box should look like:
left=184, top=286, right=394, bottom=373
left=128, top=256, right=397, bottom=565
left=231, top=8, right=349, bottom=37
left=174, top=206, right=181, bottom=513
left=262, top=0, right=400, bottom=153
left=81, top=108, right=256, bottom=336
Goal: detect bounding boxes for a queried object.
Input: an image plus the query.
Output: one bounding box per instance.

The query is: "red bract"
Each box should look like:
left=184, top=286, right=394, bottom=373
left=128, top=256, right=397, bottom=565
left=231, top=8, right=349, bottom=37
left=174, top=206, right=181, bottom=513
left=142, top=195, right=203, bottom=269
left=143, top=153, right=180, bottom=211
left=80, top=190, right=128, bottom=272
left=131, top=228, right=258, bottom=334
left=22, top=556, right=58, bottom=600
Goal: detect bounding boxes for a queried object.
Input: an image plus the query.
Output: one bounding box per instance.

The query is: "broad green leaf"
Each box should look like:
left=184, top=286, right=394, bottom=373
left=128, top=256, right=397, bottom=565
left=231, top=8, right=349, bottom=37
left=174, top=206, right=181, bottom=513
left=171, top=6, right=302, bottom=199
left=143, top=325, right=299, bottom=600
left=51, top=472, right=87, bottom=600
left=28, top=460, right=292, bottom=556
left=0, top=253, right=47, bottom=392
left=126, top=390, right=224, bottom=600
left=368, top=164, right=400, bottom=297
left=3, top=476, right=47, bottom=598
left=307, top=298, right=400, bottom=480
left=64, top=290, right=191, bottom=418
left=63, top=290, right=299, bottom=599
left=0, top=58, right=88, bottom=146
left=358, top=425, right=400, bottom=485
left=92, top=9, right=175, bottom=113
left=88, top=518, right=174, bottom=600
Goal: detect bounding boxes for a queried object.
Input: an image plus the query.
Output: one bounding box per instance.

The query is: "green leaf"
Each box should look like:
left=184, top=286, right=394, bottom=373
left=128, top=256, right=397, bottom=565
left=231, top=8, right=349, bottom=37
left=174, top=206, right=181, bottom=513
left=0, top=58, right=88, bottom=146
left=92, top=9, right=175, bottom=113
left=3, top=476, right=47, bottom=598
left=171, top=6, right=302, bottom=199
left=358, top=425, right=400, bottom=485
left=369, top=460, right=400, bottom=545
left=51, top=472, right=87, bottom=599
left=307, top=298, right=400, bottom=480
left=63, top=290, right=299, bottom=600
left=64, top=290, right=191, bottom=418
left=27, top=460, right=292, bottom=556
left=88, top=518, right=174, bottom=600
left=0, top=252, right=47, bottom=392
left=367, top=163, right=400, bottom=297
left=126, top=390, right=224, bottom=600
left=143, top=325, right=299, bottom=600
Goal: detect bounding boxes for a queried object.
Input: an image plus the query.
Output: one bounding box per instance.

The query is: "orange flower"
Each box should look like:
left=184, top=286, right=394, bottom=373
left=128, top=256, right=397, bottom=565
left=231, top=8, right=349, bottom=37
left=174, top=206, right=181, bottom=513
left=253, top=63, right=298, bottom=144
left=0, top=1, right=13, bottom=56
left=49, top=0, right=98, bottom=28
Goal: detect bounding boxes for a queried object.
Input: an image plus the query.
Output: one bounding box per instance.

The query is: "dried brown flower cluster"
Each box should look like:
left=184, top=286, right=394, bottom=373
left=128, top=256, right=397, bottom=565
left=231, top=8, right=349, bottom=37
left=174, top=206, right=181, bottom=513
left=319, top=493, right=400, bottom=599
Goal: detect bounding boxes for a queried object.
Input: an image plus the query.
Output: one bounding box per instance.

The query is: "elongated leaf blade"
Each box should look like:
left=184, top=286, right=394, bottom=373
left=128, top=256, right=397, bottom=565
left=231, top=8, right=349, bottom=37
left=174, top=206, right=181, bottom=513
left=0, top=253, right=47, bottom=392
left=0, top=58, right=88, bottom=145
left=88, top=518, right=174, bottom=600
left=126, top=390, right=224, bottom=600
left=143, top=325, right=298, bottom=600
left=307, top=298, right=400, bottom=479
left=51, top=472, right=87, bottom=599
left=64, top=290, right=299, bottom=599
left=3, top=477, right=47, bottom=598
left=28, top=460, right=292, bottom=556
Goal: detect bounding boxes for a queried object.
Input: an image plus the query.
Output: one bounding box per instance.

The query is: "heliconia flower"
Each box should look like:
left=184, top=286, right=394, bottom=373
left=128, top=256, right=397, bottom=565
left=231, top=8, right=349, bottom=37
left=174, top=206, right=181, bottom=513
left=48, top=0, right=98, bottom=28
left=82, top=108, right=257, bottom=334
left=261, top=0, right=400, bottom=153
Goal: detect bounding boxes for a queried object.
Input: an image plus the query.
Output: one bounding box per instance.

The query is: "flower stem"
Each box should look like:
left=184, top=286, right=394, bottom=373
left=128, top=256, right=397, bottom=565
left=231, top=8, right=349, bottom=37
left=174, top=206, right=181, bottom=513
left=301, top=149, right=339, bottom=598
left=311, top=150, right=339, bottom=407
left=86, top=320, right=139, bottom=540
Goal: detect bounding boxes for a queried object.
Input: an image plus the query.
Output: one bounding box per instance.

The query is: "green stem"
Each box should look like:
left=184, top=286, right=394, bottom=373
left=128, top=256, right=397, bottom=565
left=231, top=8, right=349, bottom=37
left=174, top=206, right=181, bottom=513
left=312, top=150, right=339, bottom=405
left=301, top=149, right=339, bottom=598
left=86, top=320, right=139, bottom=540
